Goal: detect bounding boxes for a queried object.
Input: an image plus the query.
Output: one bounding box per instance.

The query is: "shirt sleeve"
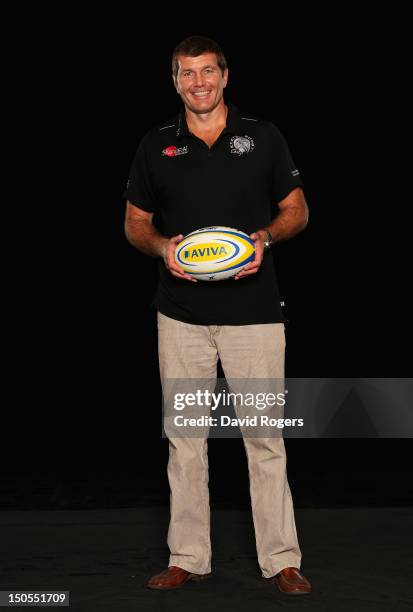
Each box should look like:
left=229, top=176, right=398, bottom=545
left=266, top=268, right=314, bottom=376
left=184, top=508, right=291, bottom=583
left=268, top=123, right=304, bottom=203
left=123, top=134, right=159, bottom=213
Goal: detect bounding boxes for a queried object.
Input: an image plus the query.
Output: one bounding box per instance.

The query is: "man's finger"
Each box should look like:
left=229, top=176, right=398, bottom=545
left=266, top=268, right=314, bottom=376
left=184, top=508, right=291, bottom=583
left=234, top=268, right=260, bottom=280
left=241, top=261, right=261, bottom=272
left=170, top=266, right=197, bottom=282
left=172, top=271, right=197, bottom=282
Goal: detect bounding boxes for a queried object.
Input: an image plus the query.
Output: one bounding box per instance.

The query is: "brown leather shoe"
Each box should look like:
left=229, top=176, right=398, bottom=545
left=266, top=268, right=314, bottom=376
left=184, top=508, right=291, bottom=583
left=146, top=565, right=212, bottom=590
left=263, top=567, right=311, bottom=595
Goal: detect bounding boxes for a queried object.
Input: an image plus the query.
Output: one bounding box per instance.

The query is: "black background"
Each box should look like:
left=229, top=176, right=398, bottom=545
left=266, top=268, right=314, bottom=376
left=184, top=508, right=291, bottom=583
left=7, top=14, right=411, bottom=510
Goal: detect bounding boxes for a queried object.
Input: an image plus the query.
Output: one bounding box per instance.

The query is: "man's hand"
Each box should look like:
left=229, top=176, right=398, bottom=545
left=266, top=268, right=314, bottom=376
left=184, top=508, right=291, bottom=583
left=162, top=234, right=197, bottom=282
left=233, top=231, right=266, bottom=280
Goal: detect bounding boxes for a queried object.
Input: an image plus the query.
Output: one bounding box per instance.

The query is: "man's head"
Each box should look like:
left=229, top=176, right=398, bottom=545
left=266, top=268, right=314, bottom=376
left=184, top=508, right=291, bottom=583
left=172, top=35, right=228, bottom=115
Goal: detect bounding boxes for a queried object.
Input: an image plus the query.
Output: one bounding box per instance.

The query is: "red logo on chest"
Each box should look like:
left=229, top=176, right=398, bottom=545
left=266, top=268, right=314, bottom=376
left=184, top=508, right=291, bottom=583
left=163, top=146, right=177, bottom=157
left=162, top=145, right=188, bottom=157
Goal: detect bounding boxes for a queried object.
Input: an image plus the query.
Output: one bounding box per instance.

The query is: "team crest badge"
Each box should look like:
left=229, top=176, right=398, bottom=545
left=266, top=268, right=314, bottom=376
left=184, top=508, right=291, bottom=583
left=230, top=135, right=255, bottom=156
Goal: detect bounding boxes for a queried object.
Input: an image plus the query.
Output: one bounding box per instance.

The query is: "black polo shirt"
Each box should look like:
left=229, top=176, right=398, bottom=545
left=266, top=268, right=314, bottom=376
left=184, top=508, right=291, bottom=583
left=124, top=102, right=304, bottom=325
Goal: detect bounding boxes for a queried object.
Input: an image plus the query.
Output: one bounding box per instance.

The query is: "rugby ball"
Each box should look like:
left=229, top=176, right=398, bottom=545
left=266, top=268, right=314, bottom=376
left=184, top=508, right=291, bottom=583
left=174, top=226, right=255, bottom=281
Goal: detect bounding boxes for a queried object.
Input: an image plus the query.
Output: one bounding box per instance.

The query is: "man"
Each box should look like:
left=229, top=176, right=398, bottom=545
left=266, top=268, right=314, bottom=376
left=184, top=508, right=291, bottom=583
left=124, top=35, right=311, bottom=595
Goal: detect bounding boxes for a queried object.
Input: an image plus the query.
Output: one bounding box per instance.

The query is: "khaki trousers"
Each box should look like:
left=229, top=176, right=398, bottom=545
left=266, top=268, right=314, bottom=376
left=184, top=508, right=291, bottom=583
left=157, top=311, right=302, bottom=578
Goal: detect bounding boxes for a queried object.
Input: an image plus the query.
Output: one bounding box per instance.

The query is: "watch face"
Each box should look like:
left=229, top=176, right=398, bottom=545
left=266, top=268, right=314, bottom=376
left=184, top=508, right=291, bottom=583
left=263, top=230, right=272, bottom=250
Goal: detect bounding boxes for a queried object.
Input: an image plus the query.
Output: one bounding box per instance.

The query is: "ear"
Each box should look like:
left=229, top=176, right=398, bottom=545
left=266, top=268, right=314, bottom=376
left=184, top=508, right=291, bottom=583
left=223, top=68, right=229, bottom=88
left=172, top=74, right=179, bottom=93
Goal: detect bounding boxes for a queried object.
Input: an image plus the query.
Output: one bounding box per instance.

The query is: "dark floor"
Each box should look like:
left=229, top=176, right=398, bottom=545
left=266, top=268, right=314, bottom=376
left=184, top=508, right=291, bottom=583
left=1, top=507, right=412, bottom=611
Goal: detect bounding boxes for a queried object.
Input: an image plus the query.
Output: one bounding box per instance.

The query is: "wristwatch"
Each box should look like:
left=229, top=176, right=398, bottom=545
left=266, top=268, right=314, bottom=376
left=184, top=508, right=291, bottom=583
left=262, top=229, right=273, bottom=252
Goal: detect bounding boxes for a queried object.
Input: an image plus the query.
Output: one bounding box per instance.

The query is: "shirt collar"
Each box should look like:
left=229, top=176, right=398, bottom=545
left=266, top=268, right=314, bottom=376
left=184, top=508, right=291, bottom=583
left=176, top=102, right=240, bottom=139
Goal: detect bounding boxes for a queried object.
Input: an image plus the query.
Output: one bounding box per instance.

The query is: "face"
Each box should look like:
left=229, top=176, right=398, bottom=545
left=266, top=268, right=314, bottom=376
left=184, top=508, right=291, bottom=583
left=173, top=52, right=228, bottom=114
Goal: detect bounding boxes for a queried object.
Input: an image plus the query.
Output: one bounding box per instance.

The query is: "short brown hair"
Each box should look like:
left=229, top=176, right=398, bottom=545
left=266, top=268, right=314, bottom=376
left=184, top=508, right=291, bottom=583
left=172, top=35, right=227, bottom=79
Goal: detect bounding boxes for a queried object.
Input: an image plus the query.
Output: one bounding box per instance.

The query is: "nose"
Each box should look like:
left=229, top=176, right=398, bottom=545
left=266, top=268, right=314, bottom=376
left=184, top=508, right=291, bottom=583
left=193, top=72, right=205, bottom=87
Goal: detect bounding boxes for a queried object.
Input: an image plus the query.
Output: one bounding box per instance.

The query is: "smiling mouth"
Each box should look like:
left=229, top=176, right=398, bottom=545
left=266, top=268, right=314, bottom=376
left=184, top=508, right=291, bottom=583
left=192, top=91, right=212, bottom=98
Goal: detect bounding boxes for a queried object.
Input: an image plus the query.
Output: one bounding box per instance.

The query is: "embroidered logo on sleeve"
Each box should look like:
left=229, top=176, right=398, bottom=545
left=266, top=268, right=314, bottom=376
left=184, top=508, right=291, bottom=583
left=230, top=135, right=255, bottom=156
left=162, top=145, right=188, bottom=157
